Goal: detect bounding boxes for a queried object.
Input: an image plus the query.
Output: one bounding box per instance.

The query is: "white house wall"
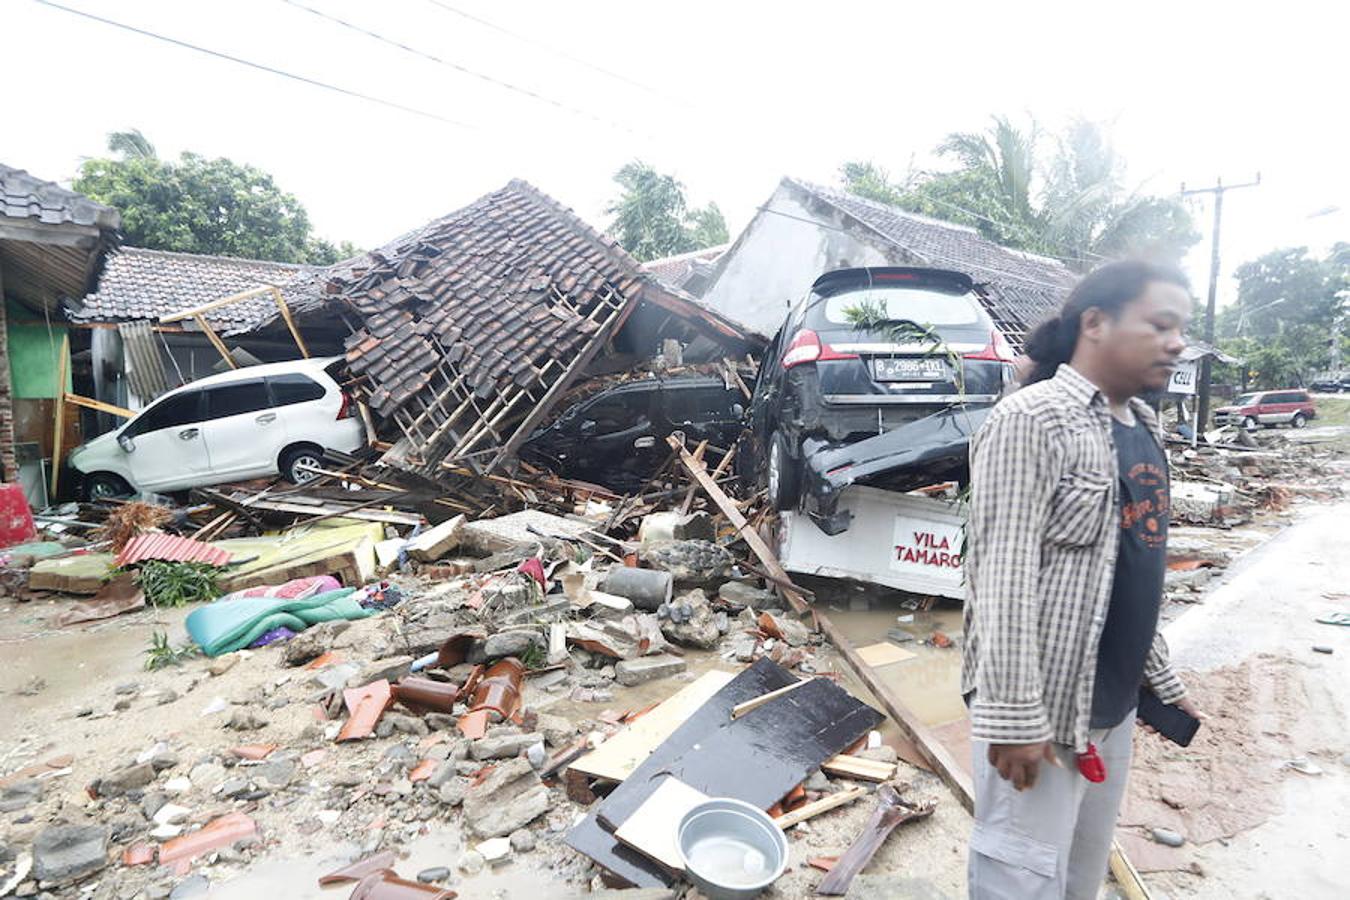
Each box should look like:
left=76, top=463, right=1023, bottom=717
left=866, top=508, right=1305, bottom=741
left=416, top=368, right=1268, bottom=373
left=700, top=184, right=895, bottom=337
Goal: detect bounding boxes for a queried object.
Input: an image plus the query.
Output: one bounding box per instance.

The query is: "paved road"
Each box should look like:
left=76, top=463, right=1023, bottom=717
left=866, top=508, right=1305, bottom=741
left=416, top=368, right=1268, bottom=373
left=1153, top=501, right=1350, bottom=899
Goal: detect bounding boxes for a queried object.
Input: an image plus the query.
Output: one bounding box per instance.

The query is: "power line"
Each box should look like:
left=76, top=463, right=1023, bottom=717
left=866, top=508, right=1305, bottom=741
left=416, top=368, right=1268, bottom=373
left=283, top=0, right=648, bottom=138
left=33, top=0, right=472, bottom=129
left=420, top=0, right=682, bottom=104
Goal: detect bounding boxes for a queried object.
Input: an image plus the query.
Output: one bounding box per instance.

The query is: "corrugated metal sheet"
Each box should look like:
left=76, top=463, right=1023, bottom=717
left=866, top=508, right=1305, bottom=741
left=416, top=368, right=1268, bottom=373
left=114, top=532, right=231, bottom=568
left=117, top=320, right=170, bottom=402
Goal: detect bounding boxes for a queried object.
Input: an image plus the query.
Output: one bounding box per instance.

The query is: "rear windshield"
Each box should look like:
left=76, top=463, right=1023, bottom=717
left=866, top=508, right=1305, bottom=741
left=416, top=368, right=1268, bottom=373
left=813, top=288, right=988, bottom=330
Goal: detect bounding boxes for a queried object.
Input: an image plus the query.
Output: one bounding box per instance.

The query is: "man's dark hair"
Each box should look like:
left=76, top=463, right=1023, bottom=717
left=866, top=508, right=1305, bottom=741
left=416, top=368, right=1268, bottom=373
left=1023, top=260, right=1191, bottom=385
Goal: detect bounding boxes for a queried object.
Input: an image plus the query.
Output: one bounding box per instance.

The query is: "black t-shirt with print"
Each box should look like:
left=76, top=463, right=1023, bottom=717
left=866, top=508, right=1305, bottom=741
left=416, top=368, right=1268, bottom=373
left=1090, top=417, right=1170, bottom=729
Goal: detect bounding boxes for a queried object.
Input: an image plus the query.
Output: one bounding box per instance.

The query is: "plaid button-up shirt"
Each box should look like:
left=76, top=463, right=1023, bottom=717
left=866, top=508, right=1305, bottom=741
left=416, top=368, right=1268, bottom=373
left=960, top=363, right=1187, bottom=750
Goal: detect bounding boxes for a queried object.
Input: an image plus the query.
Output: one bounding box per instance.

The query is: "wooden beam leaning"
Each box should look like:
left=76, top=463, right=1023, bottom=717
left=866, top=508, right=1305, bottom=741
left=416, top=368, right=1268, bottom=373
left=269, top=286, right=310, bottom=358
left=194, top=314, right=236, bottom=368
left=666, top=432, right=975, bottom=811
left=50, top=334, right=70, bottom=497
left=665, top=434, right=810, bottom=614
left=63, top=393, right=134, bottom=418
left=159, top=285, right=274, bottom=323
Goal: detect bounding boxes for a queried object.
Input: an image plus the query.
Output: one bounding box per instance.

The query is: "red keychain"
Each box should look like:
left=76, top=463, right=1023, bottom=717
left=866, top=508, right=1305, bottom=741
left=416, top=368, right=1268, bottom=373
left=1077, top=742, right=1107, bottom=783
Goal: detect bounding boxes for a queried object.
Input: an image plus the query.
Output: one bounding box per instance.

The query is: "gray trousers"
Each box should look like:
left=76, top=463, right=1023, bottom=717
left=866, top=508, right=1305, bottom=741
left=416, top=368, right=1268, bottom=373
left=968, top=715, right=1135, bottom=900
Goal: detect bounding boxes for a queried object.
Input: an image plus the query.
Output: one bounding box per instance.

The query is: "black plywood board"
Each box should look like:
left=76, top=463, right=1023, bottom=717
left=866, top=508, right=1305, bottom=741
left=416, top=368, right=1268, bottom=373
left=564, top=658, right=883, bottom=887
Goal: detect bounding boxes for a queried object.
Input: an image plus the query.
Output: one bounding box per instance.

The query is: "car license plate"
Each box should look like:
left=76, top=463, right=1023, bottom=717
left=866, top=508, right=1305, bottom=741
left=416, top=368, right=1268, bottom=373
left=872, top=357, right=946, bottom=382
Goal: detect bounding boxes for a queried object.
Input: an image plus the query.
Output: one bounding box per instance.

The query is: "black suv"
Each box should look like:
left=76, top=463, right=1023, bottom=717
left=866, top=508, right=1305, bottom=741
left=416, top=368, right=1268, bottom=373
left=520, top=376, right=745, bottom=491
left=742, top=267, right=1014, bottom=534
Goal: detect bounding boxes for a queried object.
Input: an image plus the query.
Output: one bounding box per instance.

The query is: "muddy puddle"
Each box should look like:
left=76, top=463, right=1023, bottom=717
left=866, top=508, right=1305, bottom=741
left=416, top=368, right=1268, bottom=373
left=815, top=595, right=966, bottom=728
left=211, top=828, right=566, bottom=899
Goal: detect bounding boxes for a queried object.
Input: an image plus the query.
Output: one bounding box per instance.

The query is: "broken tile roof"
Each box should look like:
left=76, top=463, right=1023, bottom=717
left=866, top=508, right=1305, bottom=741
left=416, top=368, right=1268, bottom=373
left=641, top=244, right=728, bottom=292
left=788, top=178, right=1076, bottom=345
left=337, top=180, right=651, bottom=412
left=68, top=247, right=316, bottom=335
left=0, top=163, right=120, bottom=230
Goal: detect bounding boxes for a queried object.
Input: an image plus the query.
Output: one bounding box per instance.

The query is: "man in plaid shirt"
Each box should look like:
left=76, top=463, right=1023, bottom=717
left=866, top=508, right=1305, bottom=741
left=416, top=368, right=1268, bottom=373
left=962, top=261, right=1204, bottom=899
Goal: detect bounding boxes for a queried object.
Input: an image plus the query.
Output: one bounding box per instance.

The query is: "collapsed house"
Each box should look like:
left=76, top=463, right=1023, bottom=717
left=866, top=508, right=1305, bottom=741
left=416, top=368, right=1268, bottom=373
left=0, top=164, right=120, bottom=503
left=698, top=177, right=1075, bottom=344
left=288, top=180, right=757, bottom=481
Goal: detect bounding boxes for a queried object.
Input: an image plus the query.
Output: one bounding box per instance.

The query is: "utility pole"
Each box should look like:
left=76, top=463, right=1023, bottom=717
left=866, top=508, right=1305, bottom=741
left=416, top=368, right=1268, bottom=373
left=1180, top=174, right=1260, bottom=430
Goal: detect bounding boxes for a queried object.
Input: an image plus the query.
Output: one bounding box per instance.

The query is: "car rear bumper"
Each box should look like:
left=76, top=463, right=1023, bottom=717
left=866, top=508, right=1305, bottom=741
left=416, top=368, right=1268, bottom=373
left=800, top=404, right=991, bottom=535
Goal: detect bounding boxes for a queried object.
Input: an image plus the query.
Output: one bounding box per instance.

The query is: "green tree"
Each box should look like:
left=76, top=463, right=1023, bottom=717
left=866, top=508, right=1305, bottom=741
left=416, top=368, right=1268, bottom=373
left=840, top=117, right=1198, bottom=269
left=107, top=128, right=157, bottom=160
left=74, top=133, right=351, bottom=264
left=1217, top=246, right=1348, bottom=387
left=607, top=161, right=727, bottom=262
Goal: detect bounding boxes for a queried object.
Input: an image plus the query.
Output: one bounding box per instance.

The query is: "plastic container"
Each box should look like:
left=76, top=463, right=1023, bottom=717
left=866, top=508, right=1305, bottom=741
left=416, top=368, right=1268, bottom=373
left=676, top=798, right=789, bottom=899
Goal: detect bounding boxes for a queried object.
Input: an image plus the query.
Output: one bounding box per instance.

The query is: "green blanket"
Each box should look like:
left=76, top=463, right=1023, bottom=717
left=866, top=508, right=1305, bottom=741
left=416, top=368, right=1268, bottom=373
left=185, top=588, right=372, bottom=657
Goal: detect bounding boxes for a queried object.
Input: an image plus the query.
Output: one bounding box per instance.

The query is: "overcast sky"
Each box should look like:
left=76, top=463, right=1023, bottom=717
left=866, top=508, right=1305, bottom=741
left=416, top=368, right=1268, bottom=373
left=7, top=0, right=1348, bottom=308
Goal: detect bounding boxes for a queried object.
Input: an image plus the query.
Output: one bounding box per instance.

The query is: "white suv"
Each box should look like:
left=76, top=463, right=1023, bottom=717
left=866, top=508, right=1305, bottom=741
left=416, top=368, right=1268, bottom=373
left=69, top=357, right=365, bottom=499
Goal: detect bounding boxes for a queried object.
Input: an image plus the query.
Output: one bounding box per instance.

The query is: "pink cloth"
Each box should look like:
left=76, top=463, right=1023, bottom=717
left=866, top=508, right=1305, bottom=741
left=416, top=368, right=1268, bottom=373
left=219, top=575, right=341, bottom=603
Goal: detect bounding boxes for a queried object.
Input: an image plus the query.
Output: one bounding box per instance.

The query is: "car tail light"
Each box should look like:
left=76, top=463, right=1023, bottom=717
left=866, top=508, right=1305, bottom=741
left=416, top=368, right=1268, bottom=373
left=781, top=330, right=859, bottom=370
left=963, top=329, right=1017, bottom=363
left=337, top=393, right=355, bottom=420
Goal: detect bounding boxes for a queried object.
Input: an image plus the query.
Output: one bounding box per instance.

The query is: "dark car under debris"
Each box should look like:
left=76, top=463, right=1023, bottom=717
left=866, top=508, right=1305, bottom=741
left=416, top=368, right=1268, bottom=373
left=741, top=266, right=1014, bottom=534
left=519, top=375, right=746, bottom=492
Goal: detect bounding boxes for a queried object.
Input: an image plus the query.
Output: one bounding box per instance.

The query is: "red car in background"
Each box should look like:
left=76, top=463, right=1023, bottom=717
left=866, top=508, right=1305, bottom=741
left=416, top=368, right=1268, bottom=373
left=1214, top=389, right=1317, bottom=429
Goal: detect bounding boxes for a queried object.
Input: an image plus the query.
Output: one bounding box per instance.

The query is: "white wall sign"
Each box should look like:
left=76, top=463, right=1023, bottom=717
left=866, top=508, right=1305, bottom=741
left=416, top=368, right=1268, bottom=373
left=1168, top=359, right=1198, bottom=395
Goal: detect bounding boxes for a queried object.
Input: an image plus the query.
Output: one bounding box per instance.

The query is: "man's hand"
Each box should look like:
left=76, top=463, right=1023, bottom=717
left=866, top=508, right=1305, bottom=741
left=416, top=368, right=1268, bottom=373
left=987, top=741, right=1062, bottom=791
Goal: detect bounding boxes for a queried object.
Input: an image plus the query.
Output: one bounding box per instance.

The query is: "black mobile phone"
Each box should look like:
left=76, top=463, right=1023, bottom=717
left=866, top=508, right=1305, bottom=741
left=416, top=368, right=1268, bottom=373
left=1136, top=688, right=1201, bottom=746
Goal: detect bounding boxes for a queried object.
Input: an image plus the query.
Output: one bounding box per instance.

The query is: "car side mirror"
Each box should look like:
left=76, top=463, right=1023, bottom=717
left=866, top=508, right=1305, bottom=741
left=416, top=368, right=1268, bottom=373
left=117, top=434, right=136, bottom=453
left=579, top=420, right=598, bottom=436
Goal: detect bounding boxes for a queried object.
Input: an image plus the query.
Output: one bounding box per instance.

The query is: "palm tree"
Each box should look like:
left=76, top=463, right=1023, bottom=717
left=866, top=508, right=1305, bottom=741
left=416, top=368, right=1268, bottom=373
left=107, top=129, right=157, bottom=160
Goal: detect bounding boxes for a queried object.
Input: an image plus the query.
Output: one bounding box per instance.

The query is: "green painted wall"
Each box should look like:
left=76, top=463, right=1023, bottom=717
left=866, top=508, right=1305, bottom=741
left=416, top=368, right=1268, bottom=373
left=4, top=300, right=71, bottom=399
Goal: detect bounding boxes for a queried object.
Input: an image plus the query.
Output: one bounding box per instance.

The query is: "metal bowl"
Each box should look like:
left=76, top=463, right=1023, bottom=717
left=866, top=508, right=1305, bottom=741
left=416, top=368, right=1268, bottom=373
left=676, top=797, right=789, bottom=900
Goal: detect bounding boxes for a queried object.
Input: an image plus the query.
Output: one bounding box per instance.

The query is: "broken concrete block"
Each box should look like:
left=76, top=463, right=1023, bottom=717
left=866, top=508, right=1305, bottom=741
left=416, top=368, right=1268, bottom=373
left=477, top=836, right=512, bottom=864
left=374, top=537, right=408, bottom=571
left=639, top=540, right=734, bottom=585
left=359, top=655, right=414, bottom=685
left=282, top=621, right=351, bottom=667
left=660, top=590, right=721, bottom=650
left=534, top=713, right=577, bottom=748
left=32, top=824, right=108, bottom=883
left=718, top=580, right=778, bottom=609
left=638, top=511, right=715, bottom=546
left=461, top=757, right=550, bottom=838
left=615, top=654, right=687, bottom=686
left=482, top=631, right=541, bottom=661
left=0, top=779, right=42, bottom=812
left=470, top=731, right=545, bottom=761
left=94, top=762, right=156, bottom=798
left=408, top=515, right=466, bottom=562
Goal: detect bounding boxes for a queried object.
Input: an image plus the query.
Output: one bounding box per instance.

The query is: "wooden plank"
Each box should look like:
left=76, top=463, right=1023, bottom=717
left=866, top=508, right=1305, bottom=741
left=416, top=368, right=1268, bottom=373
left=49, top=334, right=69, bottom=497
left=63, top=392, right=134, bottom=418
left=1109, top=842, right=1154, bottom=900
left=729, top=677, right=814, bottom=720
left=774, top=786, right=867, bottom=830
left=666, top=435, right=809, bottom=613
left=569, top=670, right=735, bottom=782
left=613, top=777, right=708, bottom=872
left=194, top=314, right=236, bottom=368
left=856, top=642, right=917, bottom=667
left=159, top=285, right=273, bottom=323
left=269, top=286, right=310, bottom=358
left=241, top=496, right=421, bottom=527
left=821, top=755, right=897, bottom=782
